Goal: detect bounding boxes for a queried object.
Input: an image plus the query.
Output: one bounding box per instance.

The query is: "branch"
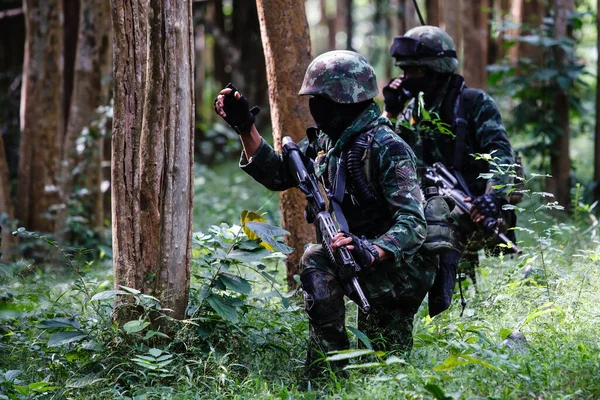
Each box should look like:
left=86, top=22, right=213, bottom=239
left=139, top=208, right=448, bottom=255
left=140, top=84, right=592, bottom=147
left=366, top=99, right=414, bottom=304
left=0, top=7, right=23, bottom=20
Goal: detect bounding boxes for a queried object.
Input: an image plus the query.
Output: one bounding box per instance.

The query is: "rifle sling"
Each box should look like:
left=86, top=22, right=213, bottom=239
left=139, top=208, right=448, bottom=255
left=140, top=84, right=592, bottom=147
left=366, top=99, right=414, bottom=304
left=331, top=151, right=350, bottom=233
left=452, top=85, right=474, bottom=198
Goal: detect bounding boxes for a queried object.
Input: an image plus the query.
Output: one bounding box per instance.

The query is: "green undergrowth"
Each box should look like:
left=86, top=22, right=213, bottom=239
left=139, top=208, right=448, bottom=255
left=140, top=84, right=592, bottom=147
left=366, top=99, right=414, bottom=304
left=1, top=164, right=600, bottom=399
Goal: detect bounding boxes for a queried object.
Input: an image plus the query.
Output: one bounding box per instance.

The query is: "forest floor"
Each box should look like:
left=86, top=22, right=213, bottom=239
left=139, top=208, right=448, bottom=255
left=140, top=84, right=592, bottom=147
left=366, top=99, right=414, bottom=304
left=1, top=162, right=600, bottom=399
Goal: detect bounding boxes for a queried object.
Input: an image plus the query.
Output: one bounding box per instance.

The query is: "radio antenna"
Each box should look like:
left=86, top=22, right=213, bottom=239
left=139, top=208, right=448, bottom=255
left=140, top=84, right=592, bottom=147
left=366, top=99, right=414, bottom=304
left=412, top=0, right=426, bottom=26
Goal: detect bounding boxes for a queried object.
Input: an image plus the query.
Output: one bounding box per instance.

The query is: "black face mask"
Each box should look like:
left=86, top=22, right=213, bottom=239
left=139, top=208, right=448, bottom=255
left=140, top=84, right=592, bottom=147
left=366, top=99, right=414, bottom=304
left=308, top=97, right=348, bottom=139
left=400, top=76, right=432, bottom=98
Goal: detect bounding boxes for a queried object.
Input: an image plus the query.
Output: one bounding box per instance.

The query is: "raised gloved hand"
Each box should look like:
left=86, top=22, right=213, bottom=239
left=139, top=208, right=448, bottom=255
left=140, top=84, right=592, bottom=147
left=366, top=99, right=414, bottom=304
left=213, top=83, right=260, bottom=134
left=382, top=78, right=409, bottom=115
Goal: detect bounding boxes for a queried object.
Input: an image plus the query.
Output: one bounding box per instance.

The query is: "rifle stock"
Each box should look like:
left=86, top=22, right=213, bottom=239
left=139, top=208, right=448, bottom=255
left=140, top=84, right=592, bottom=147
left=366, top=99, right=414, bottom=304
left=424, top=162, right=522, bottom=255
left=282, top=136, right=370, bottom=312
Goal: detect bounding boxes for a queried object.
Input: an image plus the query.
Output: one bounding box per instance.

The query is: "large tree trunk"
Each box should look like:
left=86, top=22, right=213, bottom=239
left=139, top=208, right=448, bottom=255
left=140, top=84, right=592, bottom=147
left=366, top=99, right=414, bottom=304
left=519, top=0, right=545, bottom=66
left=462, top=0, right=489, bottom=88
left=17, top=0, right=64, bottom=233
left=0, top=133, right=14, bottom=259
left=595, top=0, right=600, bottom=200
left=56, top=0, right=112, bottom=236
left=507, top=0, right=523, bottom=62
left=256, top=0, right=315, bottom=289
left=548, top=0, right=573, bottom=209
left=426, top=0, right=441, bottom=26
left=111, top=0, right=194, bottom=320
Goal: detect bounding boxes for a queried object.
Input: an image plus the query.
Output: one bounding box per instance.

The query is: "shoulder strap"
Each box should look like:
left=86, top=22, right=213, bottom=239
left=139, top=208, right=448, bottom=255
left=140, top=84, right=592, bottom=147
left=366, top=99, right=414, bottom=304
left=452, top=87, right=479, bottom=197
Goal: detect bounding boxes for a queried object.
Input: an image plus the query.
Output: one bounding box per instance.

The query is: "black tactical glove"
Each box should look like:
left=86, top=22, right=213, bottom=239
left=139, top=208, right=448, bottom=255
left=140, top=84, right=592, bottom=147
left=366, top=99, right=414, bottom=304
left=214, top=83, right=260, bottom=134
left=471, top=193, right=503, bottom=233
left=342, top=232, right=379, bottom=269
left=382, top=78, right=409, bottom=115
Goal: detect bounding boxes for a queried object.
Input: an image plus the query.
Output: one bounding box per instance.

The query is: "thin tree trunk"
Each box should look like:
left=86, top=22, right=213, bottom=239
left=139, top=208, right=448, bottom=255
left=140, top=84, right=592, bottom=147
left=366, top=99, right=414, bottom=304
left=403, top=0, right=417, bottom=31
left=256, top=0, right=315, bottom=289
left=463, top=0, right=489, bottom=88
left=507, top=0, right=523, bottom=62
left=548, top=0, right=573, bottom=209
left=443, top=0, right=462, bottom=69
left=0, top=133, right=14, bottom=259
left=595, top=0, right=600, bottom=200
left=111, top=0, right=194, bottom=320
left=426, top=0, right=441, bottom=26
left=519, top=0, right=545, bottom=66
left=63, top=0, right=80, bottom=133
left=18, top=0, right=64, bottom=233
left=56, top=0, right=112, bottom=236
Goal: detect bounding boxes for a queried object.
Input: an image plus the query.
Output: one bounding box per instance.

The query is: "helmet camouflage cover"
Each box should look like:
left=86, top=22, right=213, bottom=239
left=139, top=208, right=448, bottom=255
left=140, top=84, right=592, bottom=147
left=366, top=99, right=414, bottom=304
left=391, top=25, right=459, bottom=74
left=298, top=50, right=379, bottom=104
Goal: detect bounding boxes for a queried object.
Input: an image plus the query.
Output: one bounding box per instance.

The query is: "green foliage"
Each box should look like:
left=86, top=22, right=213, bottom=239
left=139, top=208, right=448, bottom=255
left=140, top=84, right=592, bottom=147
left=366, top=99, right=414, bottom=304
left=488, top=13, right=593, bottom=176
left=2, top=165, right=600, bottom=399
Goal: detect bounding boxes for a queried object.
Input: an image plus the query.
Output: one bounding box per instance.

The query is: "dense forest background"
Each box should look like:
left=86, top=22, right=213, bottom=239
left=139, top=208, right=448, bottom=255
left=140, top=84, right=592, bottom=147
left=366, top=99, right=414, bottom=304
left=1, top=0, right=599, bottom=398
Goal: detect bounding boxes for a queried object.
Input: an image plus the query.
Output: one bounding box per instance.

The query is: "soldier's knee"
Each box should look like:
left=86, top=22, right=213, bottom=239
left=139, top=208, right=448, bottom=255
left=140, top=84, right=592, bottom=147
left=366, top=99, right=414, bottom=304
left=301, top=268, right=344, bottom=321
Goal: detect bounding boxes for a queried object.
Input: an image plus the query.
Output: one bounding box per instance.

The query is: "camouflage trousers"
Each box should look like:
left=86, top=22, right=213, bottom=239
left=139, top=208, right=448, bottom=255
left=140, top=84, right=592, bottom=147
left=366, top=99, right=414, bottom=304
left=300, top=243, right=436, bottom=376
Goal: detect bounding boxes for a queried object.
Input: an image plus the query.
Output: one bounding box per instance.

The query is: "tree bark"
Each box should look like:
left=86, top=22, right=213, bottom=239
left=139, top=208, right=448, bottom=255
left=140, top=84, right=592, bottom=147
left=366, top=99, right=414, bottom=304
left=403, top=0, right=417, bottom=31
left=443, top=0, right=462, bottom=70
left=519, top=0, right=545, bottom=66
left=56, top=0, right=112, bottom=235
left=507, top=0, right=523, bottom=62
left=426, top=0, right=441, bottom=26
left=345, top=0, right=353, bottom=50
left=256, top=0, right=315, bottom=289
left=595, top=0, right=600, bottom=200
left=462, top=0, right=489, bottom=88
left=548, top=0, right=573, bottom=209
left=18, top=0, right=64, bottom=233
left=0, top=133, right=14, bottom=259
left=111, top=0, right=194, bottom=320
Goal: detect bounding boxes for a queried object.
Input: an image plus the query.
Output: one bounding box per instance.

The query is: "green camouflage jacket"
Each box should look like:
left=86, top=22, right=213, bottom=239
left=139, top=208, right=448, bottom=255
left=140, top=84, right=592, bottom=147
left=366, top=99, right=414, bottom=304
left=397, top=88, right=515, bottom=200
left=240, top=102, right=428, bottom=267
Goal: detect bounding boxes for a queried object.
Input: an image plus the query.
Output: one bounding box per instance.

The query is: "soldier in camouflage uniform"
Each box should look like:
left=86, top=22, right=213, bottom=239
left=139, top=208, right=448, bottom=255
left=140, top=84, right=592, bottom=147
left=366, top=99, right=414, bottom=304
left=214, top=50, right=437, bottom=375
left=383, top=26, right=517, bottom=315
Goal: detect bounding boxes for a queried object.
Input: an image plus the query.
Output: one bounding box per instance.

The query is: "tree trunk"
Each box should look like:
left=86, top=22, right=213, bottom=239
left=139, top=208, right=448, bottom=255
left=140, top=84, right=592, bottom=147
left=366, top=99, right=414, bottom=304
left=595, top=0, right=600, bottom=200
left=56, top=0, right=112, bottom=236
left=403, top=0, right=417, bottom=31
left=443, top=0, right=462, bottom=71
left=17, top=0, right=64, bottom=233
left=519, top=0, right=545, bottom=66
left=63, top=0, right=80, bottom=133
left=0, top=133, right=14, bottom=259
left=507, top=0, right=523, bottom=62
left=462, top=0, right=489, bottom=88
left=548, top=0, right=573, bottom=209
left=336, top=0, right=347, bottom=49
left=426, top=0, right=441, bottom=26
left=111, top=0, right=194, bottom=320
left=256, top=0, right=315, bottom=289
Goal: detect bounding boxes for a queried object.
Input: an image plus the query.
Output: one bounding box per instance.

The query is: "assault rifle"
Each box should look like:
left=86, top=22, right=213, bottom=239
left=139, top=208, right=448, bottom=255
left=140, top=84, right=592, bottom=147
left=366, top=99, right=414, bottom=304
left=282, top=136, right=371, bottom=312
left=424, top=162, right=522, bottom=255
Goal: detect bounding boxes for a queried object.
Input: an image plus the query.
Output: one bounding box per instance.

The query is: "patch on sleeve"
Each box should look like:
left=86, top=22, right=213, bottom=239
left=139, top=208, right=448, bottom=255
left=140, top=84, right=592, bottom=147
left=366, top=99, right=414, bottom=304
left=396, top=164, right=415, bottom=183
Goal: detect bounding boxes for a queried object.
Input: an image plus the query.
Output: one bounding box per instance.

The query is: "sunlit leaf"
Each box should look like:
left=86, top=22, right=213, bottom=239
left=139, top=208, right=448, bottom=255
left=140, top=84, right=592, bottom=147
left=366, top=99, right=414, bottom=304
left=245, top=222, right=293, bottom=254
left=91, top=290, right=128, bottom=301
left=241, top=210, right=265, bottom=240
left=123, top=320, right=150, bottom=334
left=326, top=349, right=377, bottom=361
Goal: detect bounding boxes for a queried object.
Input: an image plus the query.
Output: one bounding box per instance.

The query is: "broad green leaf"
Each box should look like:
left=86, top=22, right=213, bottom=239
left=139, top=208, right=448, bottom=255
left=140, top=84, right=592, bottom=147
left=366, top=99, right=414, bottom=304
left=91, top=290, right=128, bottom=301
left=228, top=248, right=272, bottom=263
left=347, top=326, right=372, bottom=350
left=28, top=381, right=59, bottom=392
left=148, top=348, right=163, bottom=357
left=219, top=273, right=252, bottom=294
left=241, top=210, right=265, bottom=240
left=5, top=370, right=22, bottom=382
left=499, top=328, right=513, bottom=339
left=326, top=349, right=376, bottom=361
left=66, top=376, right=104, bottom=388
left=206, top=294, right=239, bottom=323
left=144, top=331, right=170, bottom=340
left=424, top=383, right=453, bottom=400
left=123, top=320, right=150, bottom=334
left=119, top=285, right=141, bottom=295
left=38, top=317, right=81, bottom=329
left=48, top=331, right=87, bottom=347
left=244, top=222, right=293, bottom=254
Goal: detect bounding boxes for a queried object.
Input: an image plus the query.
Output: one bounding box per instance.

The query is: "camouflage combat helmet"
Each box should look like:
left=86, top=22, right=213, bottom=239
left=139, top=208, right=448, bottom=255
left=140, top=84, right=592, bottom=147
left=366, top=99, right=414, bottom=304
left=390, top=25, right=459, bottom=74
left=298, top=50, right=379, bottom=104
